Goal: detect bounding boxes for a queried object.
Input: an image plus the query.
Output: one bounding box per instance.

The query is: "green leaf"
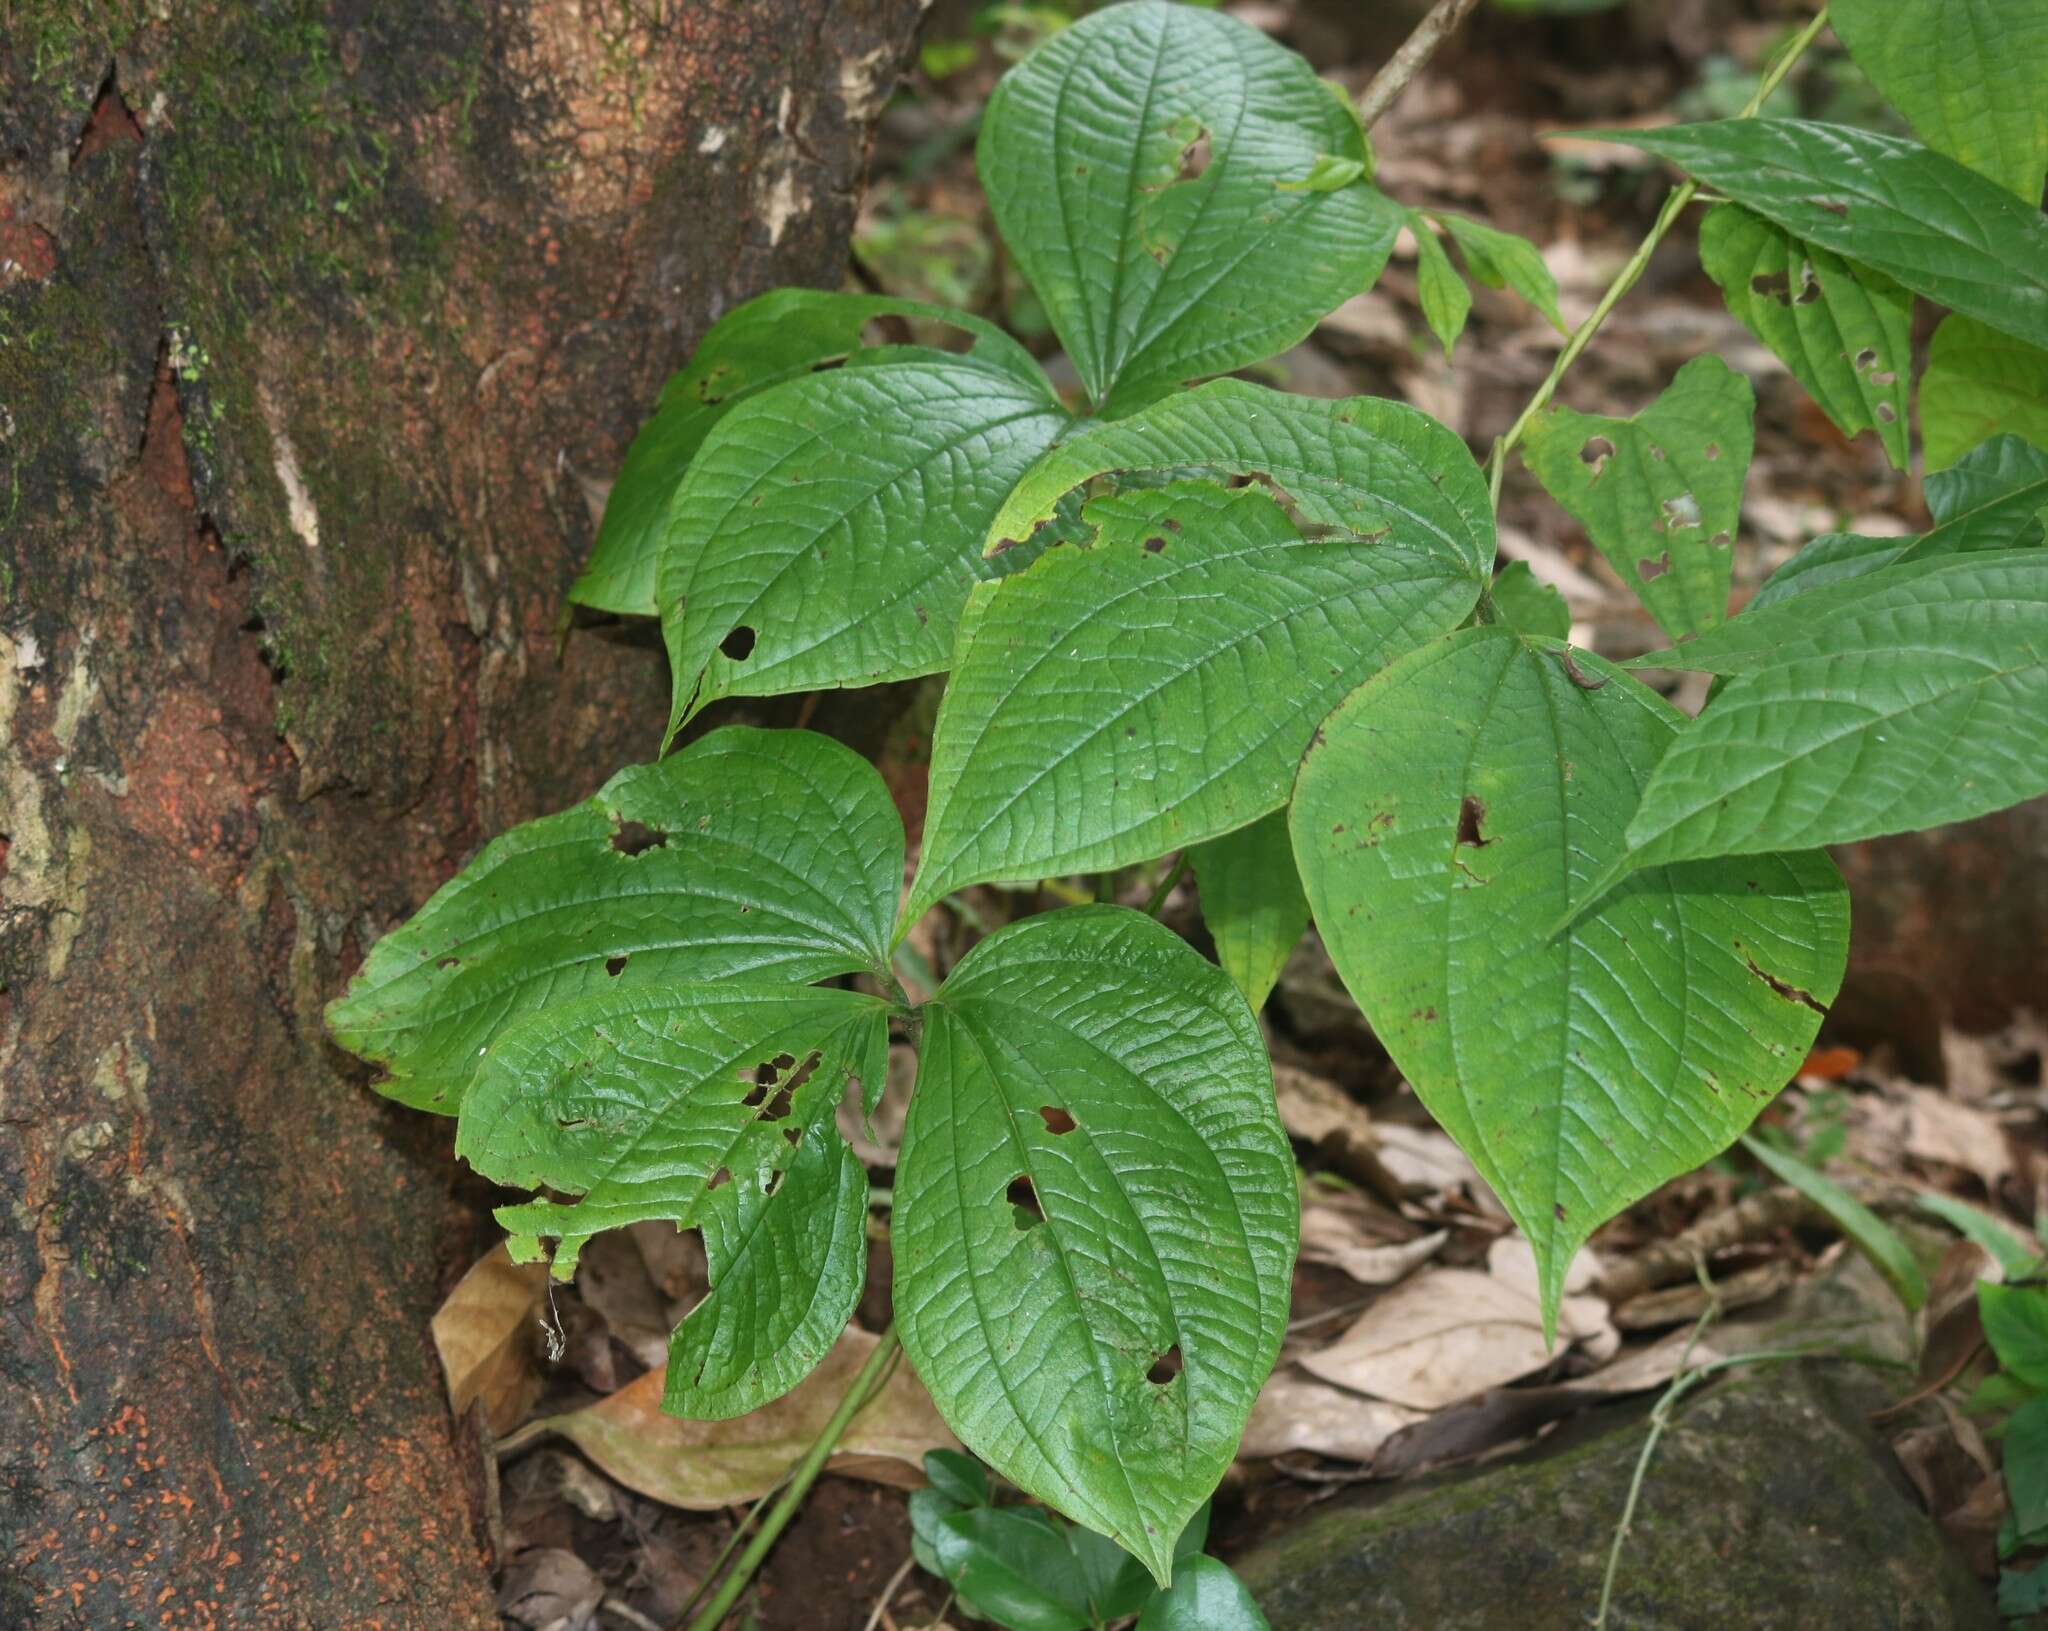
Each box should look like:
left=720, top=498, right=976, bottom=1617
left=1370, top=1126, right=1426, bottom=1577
left=1748, top=435, right=2048, bottom=611
left=893, top=908, right=1296, bottom=1585
left=1520, top=355, right=1754, bottom=642
left=2001, top=1561, right=2048, bottom=1618
left=2004, top=1396, right=2048, bottom=1538
left=1920, top=315, right=2048, bottom=472
left=905, top=481, right=1481, bottom=927
left=657, top=348, right=1069, bottom=735
left=1277, top=154, right=1368, bottom=193
left=1409, top=212, right=1472, bottom=358
left=326, top=727, right=902, bottom=1114
left=663, top=1121, right=869, bottom=1420
left=978, top=0, right=1402, bottom=414
left=1290, top=629, right=1847, bottom=1327
left=1137, top=1556, right=1271, bottom=1631
left=1067, top=1525, right=1164, bottom=1624
left=1697, top=204, right=1910, bottom=469
left=1434, top=212, right=1565, bottom=331
left=1917, top=1193, right=2041, bottom=1277
left=1590, top=121, right=2048, bottom=352
left=570, top=291, right=1028, bottom=615
left=985, top=379, right=1496, bottom=579
left=1191, top=811, right=1309, bottom=1013
left=456, top=983, right=886, bottom=1274
left=923, top=1448, right=992, bottom=1508
left=1490, top=560, right=1571, bottom=640
left=1741, top=1134, right=1927, bottom=1311
left=929, top=1507, right=1094, bottom=1631
left=1830, top=0, right=2048, bottom=201
left=1613, top=553, right=2048, bottom=871
left=1983, top=1282, right=2048, bottom=1389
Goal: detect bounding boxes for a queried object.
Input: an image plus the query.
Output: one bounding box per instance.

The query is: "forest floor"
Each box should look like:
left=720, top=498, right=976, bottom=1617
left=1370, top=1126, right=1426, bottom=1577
left=443, top=4, right=2047, bottom=1627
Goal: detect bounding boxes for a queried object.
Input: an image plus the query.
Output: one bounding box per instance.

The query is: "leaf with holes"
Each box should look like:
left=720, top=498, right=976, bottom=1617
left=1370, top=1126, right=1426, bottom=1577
left=1595, top=552, right=2048, bottom=880
left=893, top=908, right=1296, bottom=1584
left=1920, top=316, right=2048, bottom=471
left=453, top=984, right=887, bottom=1424
left=1190, top=811, right=1309, bottom=1012
left=903, top=481, right=1480, bottom=928
left=1749, top=435, right=2048, bottom=611
left=664, top=1115, right=870, bottom=1420
left=978, top=0, right=1401, bottom=415
left=1591, top=121, right=2048, bottom=351
left=1434, top=212, right=1564, bottom=331
left=1698, top=204, right=1910, bottom=468
left=985, top=379, right=1495, bottom=579
left=1410, top=211, right=1472, bottom=358
left=326, top=727, right=902, bottom=1115
left=1521, top=355, right=1753, bottom=642
left=1830, top=0, right=2048, bottom=201
left=1291, top=629, right=1847, bottom=1327
left=657, top=347, right=1069, bottom=736
left=571, top=292, right=1025, bottom=615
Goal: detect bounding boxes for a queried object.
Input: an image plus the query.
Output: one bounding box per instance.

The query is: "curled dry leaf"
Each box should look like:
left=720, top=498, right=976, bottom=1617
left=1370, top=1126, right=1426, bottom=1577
left=1612, top=1257, right=1796, bottom=1331
left=498, top=1547, right=603, bottom=1631
left=434, top=1242, right=549, bottom=1436
left=1299, top=1205, right=1449, bottom=1287
left=1299, top=1238, right=1612, bottom=1410
left=509, top=1326, right=956, bottom=1511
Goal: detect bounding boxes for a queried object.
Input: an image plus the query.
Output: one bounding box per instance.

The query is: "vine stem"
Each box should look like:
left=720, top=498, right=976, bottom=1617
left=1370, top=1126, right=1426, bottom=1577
left=1355, top=0, right=1485, bottom=129
left=681, top=1326, right=902, bottom=1631
left=1485, top=6, right=1832, bottom=508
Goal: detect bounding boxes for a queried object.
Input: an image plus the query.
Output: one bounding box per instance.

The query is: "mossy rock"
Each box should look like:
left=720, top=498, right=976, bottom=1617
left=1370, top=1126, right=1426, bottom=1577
left=1237, top=1362, right=1995, bottom=1630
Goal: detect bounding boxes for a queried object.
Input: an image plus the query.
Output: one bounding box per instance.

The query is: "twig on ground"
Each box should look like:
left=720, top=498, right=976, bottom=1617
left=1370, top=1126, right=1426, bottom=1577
left=862, top=1554, right=919, bottom=1631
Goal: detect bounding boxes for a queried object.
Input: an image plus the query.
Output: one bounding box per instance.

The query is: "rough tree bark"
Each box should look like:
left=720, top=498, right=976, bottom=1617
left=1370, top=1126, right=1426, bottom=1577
left=0, top=3, right=925, bottom=1625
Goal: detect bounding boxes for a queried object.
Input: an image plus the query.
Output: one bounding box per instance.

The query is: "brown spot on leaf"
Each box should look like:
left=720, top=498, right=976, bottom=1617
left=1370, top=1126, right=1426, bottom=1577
left=1455, top=795, right=1491, bottom=848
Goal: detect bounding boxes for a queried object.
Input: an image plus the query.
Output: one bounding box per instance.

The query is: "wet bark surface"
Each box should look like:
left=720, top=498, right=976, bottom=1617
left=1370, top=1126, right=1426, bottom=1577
left=0, top=3, right=923, bottom=1624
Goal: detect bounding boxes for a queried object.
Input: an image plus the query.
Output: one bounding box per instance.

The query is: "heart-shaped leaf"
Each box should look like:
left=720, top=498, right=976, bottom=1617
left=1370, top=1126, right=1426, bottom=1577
left=1610, top=552, right=2048, bottom=871
left=894, top=908, right=1296, bottom=1584
left=906, top=480, right=1479, bottom=926
left=985, top=380, right=1495, bottom=579
left=457, top=981, right=886, bottom=1300
left=657, top=347, right=1069, bottom=735
left=980, top=0, right=1401, bottom=415
left=1698, top=204, right=1910, bottom=468
left=327, top=727, right=902, bottom=1114
left=1521, top=355, right=1753, bottom=642
left=664, top=1118, right=870, bottom=1420
left=1291, top=629, right=1847, bottom=1325
left=1592, top=121, right=2048, bottom=352
left=572, top=292, right=1025, bottom=614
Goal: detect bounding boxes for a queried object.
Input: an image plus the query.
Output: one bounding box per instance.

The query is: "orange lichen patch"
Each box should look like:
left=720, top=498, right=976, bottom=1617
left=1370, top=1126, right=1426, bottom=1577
left=0, top=204, right=57, bottom=280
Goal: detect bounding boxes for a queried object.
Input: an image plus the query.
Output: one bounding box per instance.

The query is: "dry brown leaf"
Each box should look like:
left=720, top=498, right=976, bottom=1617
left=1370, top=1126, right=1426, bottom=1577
left=434, top=1242, right=549, bottom=1436
left=1299, top=1206, right=1448, bottom=1287
left=1900, top=1085, right=2012, bottom=1192
left=1373, top=1120, right=1488, bottom=1200
left=1238, top=1369, right=1426, bottom=1462
left=575, top=1229, right=675, bottom=1370
left=512, top=1326, right=956, bottom=1511
left=1298, top=1238, right=1612, bottom=1410
left=498, top=1547, right=602, bottom=1631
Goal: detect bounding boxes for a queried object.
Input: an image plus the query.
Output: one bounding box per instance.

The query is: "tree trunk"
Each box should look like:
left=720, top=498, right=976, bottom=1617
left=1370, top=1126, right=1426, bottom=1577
left=0, top=3, right=924, bottom=1624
